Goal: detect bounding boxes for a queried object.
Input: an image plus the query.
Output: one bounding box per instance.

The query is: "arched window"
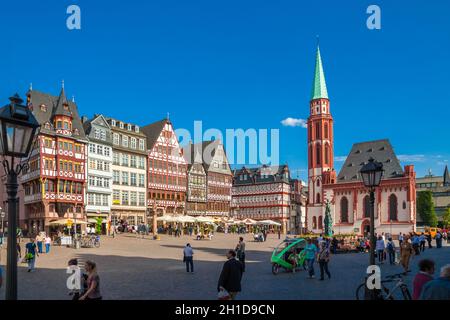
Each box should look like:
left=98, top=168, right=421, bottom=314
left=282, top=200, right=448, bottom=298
left=316, top=179, right=320, bottom=187
left=316, top=124, right=321, bottom=139
left=389, top=194, right=398, bottom=221
left=341, top=197, right=349, bottom=223
left=312, top=216, right=317, bottom=229
left=316, top=144, right=321, bottom=165
left=324, top=122, right=329, bottom=139
left=309, top=124, right=313, bottom=140
left=309, top=145, right=313, bottom=166
left=318, top=215, right=323, bottom=229
left=316, top=193, right=321, bottom=204
left=363, top=195, right=370, bottom=218
left=325, top=144, right=330, bottom=164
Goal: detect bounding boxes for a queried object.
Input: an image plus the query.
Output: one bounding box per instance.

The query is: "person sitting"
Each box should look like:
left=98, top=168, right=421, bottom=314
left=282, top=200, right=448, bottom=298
left=196, top=232, right=202, bottom=240
left=288, top=250, right=298, bottom=273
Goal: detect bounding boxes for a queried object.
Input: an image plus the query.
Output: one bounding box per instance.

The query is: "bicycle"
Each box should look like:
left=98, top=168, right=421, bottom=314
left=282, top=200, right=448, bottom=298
left=356, top=272, right=412, bottom=300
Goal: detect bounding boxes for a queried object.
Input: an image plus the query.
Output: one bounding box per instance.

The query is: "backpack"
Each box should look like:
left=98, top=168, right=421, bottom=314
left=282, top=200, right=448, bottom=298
left=387, top=242, right=394, bottom=251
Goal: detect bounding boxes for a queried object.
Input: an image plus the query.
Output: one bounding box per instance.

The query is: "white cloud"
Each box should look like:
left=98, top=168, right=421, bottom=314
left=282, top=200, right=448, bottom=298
left=281, top=117, right=307, bottom=128
left=334, top=156, right=347, bottom=162
left=397, top=154, right=426, bottom=162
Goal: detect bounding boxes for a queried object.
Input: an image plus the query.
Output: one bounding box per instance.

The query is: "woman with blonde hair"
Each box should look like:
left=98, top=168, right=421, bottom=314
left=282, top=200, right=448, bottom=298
left=79, top=260, right=102, bottom=300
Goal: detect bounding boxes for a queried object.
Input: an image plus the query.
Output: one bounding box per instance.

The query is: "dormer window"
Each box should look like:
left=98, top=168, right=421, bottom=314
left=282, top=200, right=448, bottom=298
left=386, top=159, right=392, bottom=163
left=111, top=119, right=116, bottom=127
left=74, top=128, right=79, bottom=135
left=127, top=124, right=132, bottom=131
left=40, top=104, right=47, bottom=112
left=367, top=148, right=373, bottom=152
left=348, top=163, right=353, bottom=167
left=119, top=122, right=124, bottom=129
left=355, top=150, right=361, bottom=154
left=44, top=122, right=51, bottom=129
left=135, top=126, right=139, bottom=133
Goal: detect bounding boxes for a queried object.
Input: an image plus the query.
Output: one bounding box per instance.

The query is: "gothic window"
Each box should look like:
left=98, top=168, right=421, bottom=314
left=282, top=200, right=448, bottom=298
left=389, top=194, right=398, bottom=221
left=312, top=216, right=317, bottom=229
left=316, top=193, right=321, bottom=204
left=309, top=124, right=313, bottom=139
left=402, top=201, right=406, bottom=210
left=315, top=124, right=321, bottom=139
left=309, top=145, right=313, bottom=166
left=316, top=180, right=320, bottom=187
left=363, top=195, right=370, bottom=218
left=341, top=197, right=349, bottom=223
left=318, top=215, right=323, bottom=229
left=316, top=144, right=321, bottom=165
left=325, top=144, right=330, bottom=164
left=324, top=122, right=329, bottom=139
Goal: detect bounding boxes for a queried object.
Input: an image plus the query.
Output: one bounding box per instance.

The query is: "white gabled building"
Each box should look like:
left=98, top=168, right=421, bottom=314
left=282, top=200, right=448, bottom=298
left=82, top=115, right=113, bottom=230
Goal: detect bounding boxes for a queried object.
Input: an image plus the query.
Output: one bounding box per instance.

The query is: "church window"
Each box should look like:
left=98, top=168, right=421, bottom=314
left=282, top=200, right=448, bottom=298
left=389, top=194, right=398, bottom=221
left=316, top=180, right=320, bottom=187
left=315, top=124, right=321, bottom=139
left=316, top=193, right=321, bottom=203
left=325, top=144, right=330, bottom=164
left=324, top=123, right=329, bottom=139
left=318, top=215, right=323, bottom=229
left=312, top=216, right=317, bottom=229
left=402, top=201, right=406, bottom=210
left=316, top=144, right=321, bottom=165
left=363, top=195, right=370, bottom=218
left=341, top=197, right=349, bottom=223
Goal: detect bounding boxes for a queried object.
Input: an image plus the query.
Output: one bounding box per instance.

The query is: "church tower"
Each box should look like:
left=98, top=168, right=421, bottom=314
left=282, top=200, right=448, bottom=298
left=306, top=45, right=336, bottom=232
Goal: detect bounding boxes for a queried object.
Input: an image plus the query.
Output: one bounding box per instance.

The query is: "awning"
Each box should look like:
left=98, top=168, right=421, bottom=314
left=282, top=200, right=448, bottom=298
left=256, top=219, right=282, bottom=226
left=49, top=219, right=88, bottom=226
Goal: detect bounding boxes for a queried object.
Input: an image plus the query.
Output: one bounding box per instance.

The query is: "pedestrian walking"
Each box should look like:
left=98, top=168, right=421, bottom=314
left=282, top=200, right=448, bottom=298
left=331, top=237, right=338, bottom=254
left=386, top=237, right=396, bottom=265
left=426, top=233, right=432, bottom=248
left=68, top=258, right=87, bottom=300
left=376, top=236, right=385, bottom=264
left=277, top=229, right=281, bottom=240
left=419, top=233, right=426, bottom=252
left=412, top=259, right=435, bottom=300
left=419, top=264, right=450, bottom=300
left=79, top=260, right=102, bottom=300
left=45, top=235, right=51, bottom=253
left=183, top=243, right=194, bottom=273
left=305, top=238, right=318, bottom=279
left=412, top=234, right=420, bottom=255
left=318, top=242, right=331, bottom=281
left=398, top=232, right=404, bottom=246
left=235, top=237, right=246, bottom=272
left=400, top=236, right=414, bottom=274
left=35, top=233, right=43, bottom=254
left=217, top=250, right=243, bottom=300
left=25, top=238, right=39, bottom=272
left=435, top=231, right=443, bottom=248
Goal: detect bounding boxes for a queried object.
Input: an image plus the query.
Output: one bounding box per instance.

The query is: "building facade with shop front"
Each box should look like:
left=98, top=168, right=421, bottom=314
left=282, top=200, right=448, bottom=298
left=19, top=86, right=88, bottom=234
left=106, top=117, right=147, bottom=226
left=82, top=114, right=113, bottom=228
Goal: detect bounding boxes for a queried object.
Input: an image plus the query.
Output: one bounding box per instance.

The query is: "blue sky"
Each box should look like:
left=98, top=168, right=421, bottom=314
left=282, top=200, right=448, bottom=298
left=1, top=0, right=449, bottom=181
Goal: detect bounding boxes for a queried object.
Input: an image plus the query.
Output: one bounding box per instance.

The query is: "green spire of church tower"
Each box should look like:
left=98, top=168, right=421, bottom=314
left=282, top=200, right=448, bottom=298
left=311, top=45, right=329, bottom=100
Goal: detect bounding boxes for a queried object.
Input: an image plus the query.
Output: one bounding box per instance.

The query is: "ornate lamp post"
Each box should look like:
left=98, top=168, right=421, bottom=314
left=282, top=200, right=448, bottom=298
left=359, top=157, right=383, bottom=300
left=0, top=94, right=39, bottom=300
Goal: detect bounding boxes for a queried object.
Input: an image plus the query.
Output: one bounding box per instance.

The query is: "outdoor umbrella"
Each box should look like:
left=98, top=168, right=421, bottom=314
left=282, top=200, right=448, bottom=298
left=242, top=218, right=257, bottom=225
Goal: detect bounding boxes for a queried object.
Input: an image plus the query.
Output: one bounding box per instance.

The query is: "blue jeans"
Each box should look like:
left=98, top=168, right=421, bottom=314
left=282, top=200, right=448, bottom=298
left=28, top=258, right=35, bottom=271
left=37, top=241, right=43, bottom=254
left=45, top=243, right=50, bottom=253
left=307, top=259, right=315, bottom=277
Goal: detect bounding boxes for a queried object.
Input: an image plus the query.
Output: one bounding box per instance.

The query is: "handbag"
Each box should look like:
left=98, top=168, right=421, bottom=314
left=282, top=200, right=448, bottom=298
left=183, top=255, right=186, bottom=263
left=218, top=288, right=230, bottom=300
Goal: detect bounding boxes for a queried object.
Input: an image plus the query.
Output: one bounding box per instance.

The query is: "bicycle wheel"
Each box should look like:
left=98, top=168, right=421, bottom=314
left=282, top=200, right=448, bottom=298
left=272, top=264, right=280, bottom=275
left=401, top=285, right=412, bottom=300
left=355, top=283, right=366, bottom=300
left=94, top=240, right=100, bottom=248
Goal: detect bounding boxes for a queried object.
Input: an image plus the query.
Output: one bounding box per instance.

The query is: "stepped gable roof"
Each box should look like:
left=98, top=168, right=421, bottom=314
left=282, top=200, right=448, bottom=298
left=27, top=89, right=86, bottom=140
left=337, top=139, right=404, bottom=183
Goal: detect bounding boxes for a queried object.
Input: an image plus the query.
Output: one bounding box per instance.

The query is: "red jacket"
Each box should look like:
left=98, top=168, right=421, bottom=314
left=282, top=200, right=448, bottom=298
left=412, top=272, right=434, bottom=300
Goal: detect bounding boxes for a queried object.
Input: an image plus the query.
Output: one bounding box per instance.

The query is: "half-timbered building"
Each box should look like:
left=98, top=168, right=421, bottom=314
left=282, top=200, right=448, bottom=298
left=142, top=118, right=187, bottom=232
left=20, top=86, right=88, bottom=234
left=183, top=142, right=207, bottom=215
left=232, top=165, right=291, bottom=233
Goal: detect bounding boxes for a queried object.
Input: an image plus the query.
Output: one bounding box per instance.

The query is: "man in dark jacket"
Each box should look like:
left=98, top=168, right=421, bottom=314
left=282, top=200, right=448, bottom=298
left=218, top=250, right=243, bottom=300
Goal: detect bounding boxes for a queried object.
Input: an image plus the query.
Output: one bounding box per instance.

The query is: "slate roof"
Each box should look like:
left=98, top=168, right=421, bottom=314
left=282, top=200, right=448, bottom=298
left=337, top=139, right=404, bottom=183
left=141, top=118, right=169, bottom=150
left=232, top=164, right=290, bottom=185
left=444, top=165, right=450, bottom=187
left=28, top=89, right=87, bottom=141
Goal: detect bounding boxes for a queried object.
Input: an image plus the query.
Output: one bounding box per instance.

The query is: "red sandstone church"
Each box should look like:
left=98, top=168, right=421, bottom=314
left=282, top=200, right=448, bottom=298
left=305, top=46, right=416, bottom=237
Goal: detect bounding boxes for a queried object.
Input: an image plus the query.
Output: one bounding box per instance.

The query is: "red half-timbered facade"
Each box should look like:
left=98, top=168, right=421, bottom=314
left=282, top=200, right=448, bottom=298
left=20, top=86, right=88, bottom=234
left=142, top=118, right=187, bottom=231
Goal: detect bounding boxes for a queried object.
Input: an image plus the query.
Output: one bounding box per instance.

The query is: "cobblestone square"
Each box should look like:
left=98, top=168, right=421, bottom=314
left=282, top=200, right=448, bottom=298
left=0, top=233, right=449, bottom=300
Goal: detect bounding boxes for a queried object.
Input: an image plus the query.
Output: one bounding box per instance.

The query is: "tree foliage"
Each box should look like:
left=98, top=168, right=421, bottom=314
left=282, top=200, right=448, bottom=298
left=417, top=191, right=438, bottom=227
left=442, top=207, right=450, bottom=229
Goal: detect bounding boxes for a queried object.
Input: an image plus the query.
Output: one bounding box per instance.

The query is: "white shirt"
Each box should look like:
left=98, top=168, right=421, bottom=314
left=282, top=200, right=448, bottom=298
left=183, top=246, right=194, bottom=257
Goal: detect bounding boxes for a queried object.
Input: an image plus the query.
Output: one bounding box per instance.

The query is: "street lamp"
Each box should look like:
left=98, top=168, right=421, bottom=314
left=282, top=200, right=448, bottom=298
left=0, top=94, right=39, bottom=300
left=359, top=157, right=383, bottom=300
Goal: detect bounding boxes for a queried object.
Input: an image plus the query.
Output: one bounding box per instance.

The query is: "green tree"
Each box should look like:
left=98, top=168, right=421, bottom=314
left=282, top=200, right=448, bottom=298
left=95, top=217, right=103, bottom=235
left=442, top=207, right=450, bottom=229
left=417, top=191, right=438, bottom=227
